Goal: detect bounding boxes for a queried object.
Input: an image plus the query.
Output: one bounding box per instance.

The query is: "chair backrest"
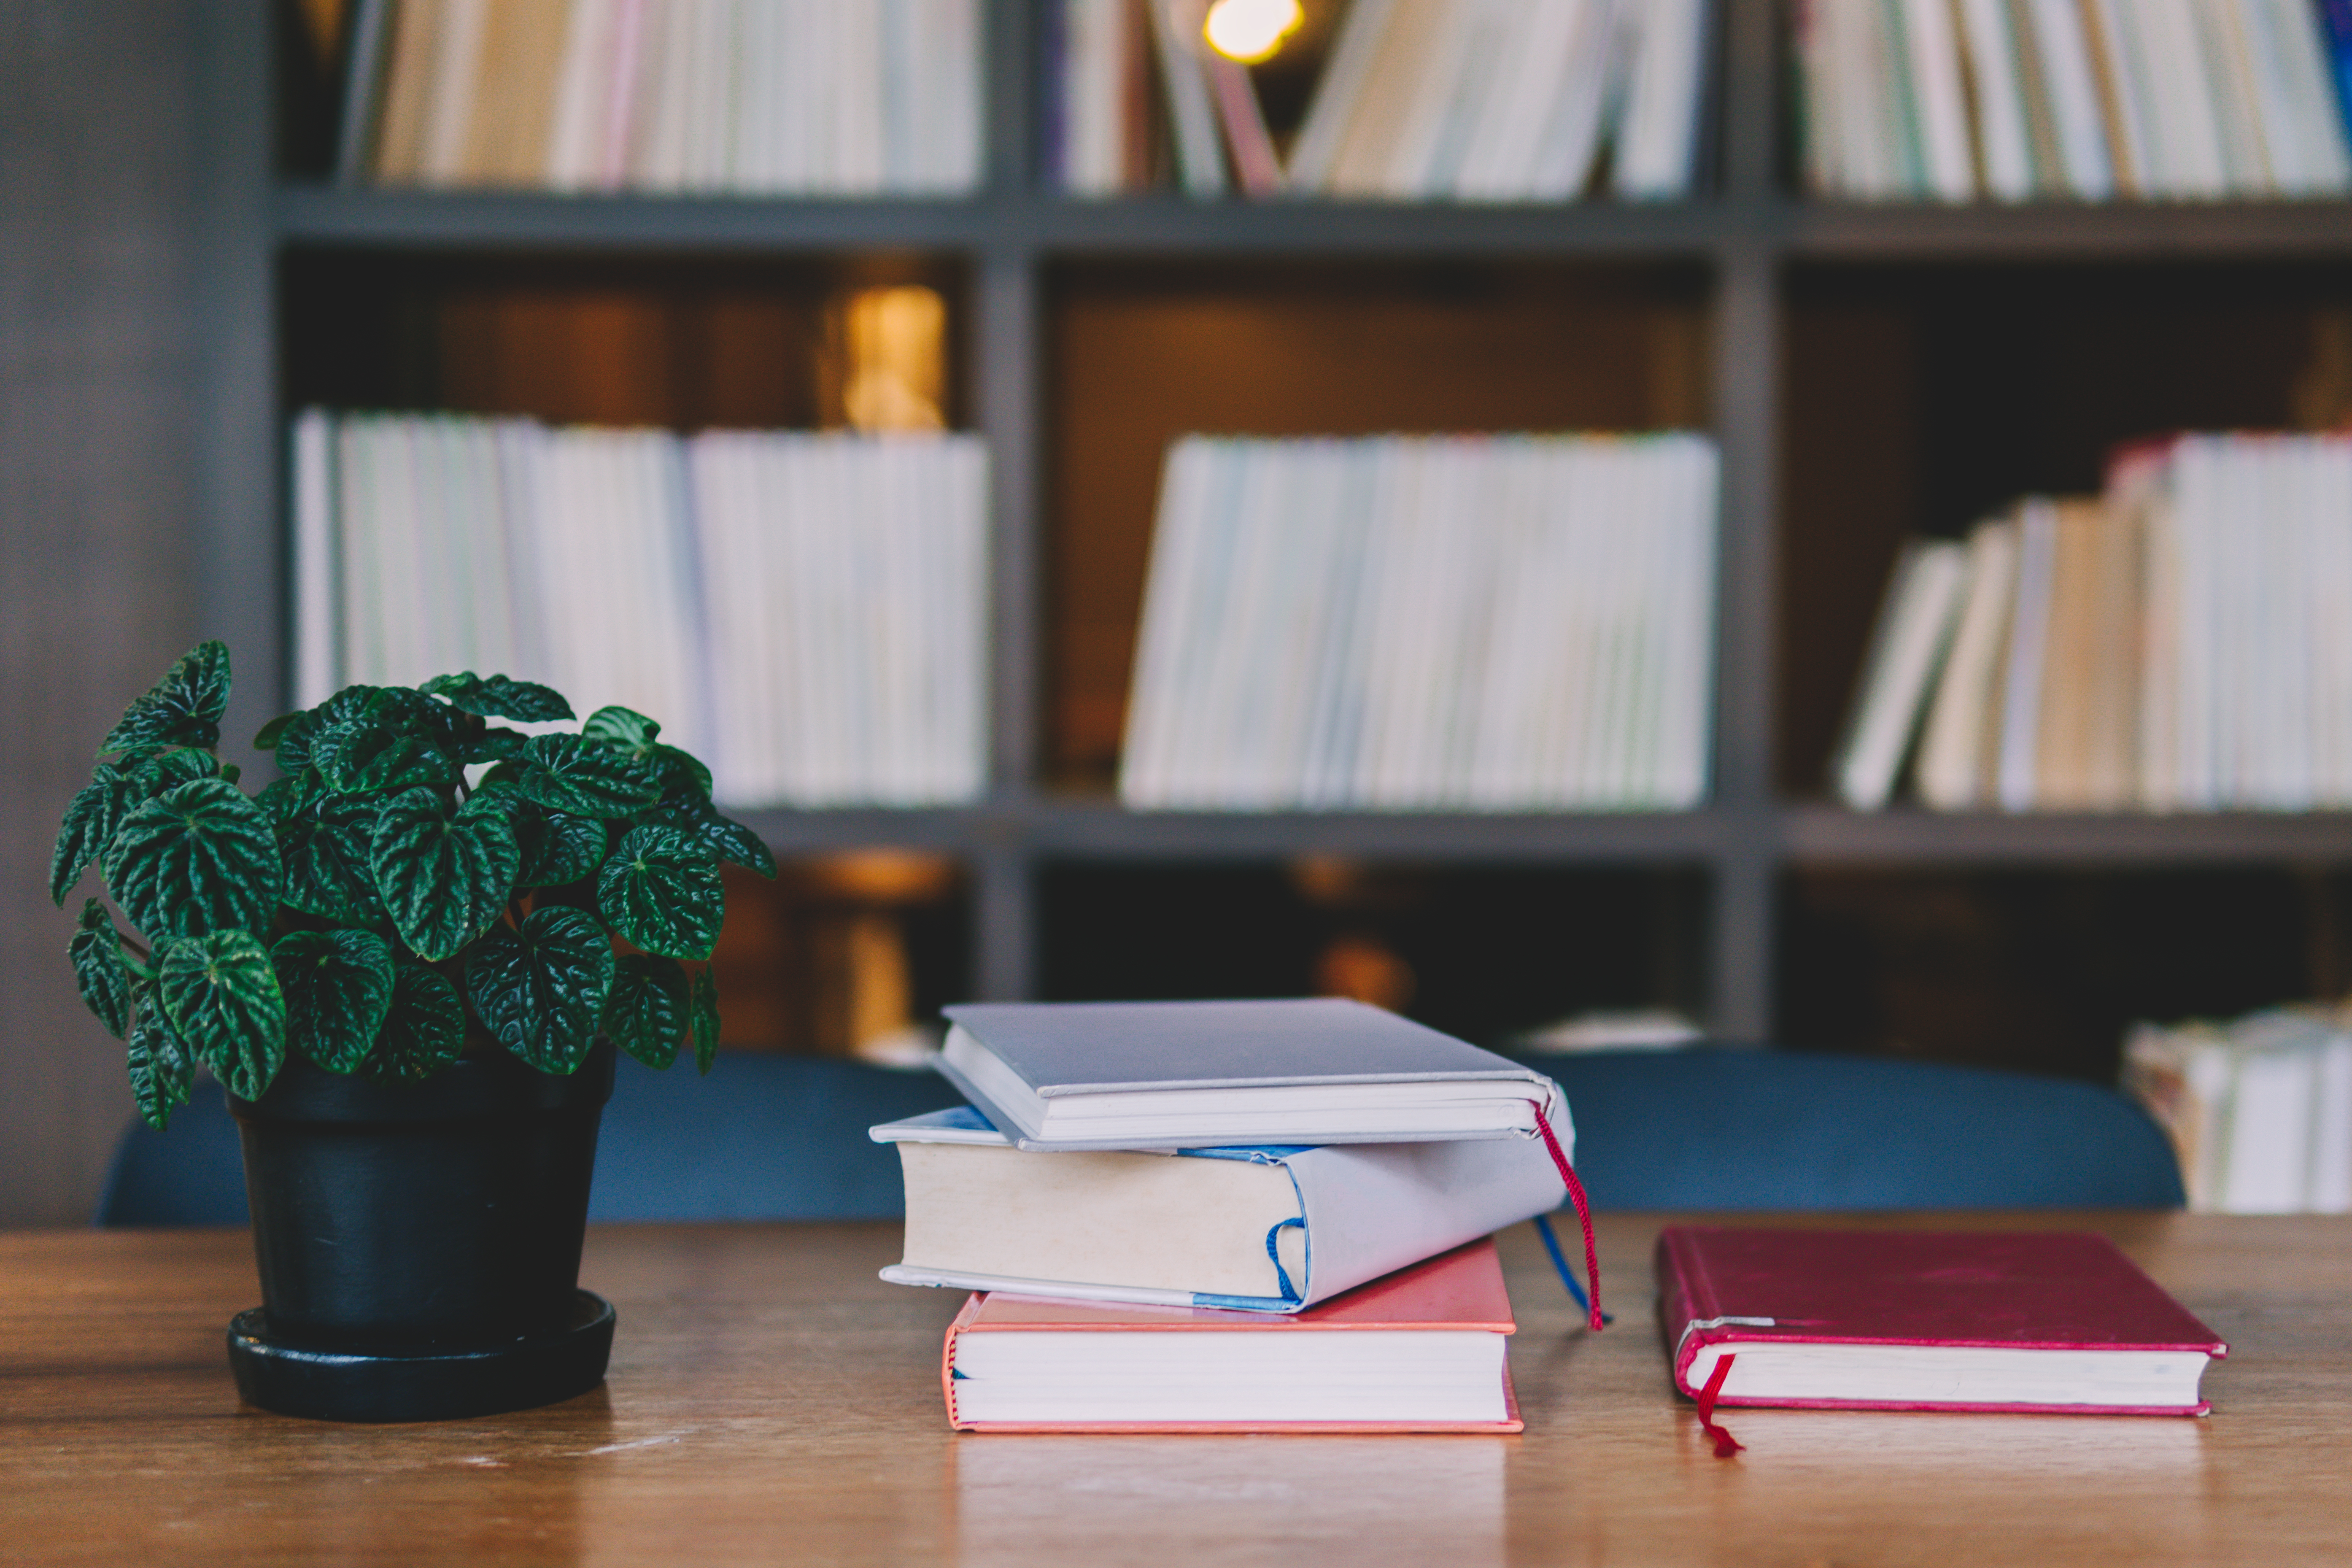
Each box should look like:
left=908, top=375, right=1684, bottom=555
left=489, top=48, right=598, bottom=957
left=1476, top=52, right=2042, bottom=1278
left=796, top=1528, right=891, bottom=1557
left=1532, top=1048, right=2185, bottom=1210
left=97, top=1053, right=962, bottom=1227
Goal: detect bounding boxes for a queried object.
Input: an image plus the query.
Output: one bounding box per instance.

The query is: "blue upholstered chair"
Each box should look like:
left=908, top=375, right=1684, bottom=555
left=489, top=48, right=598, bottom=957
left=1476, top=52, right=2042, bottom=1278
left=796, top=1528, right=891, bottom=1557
left=97, top=1053, right=963, bottom=1227
left=1529, top=1048, right=2185, bottom=1210
left=97, top=1044, right=2184, bottom=1225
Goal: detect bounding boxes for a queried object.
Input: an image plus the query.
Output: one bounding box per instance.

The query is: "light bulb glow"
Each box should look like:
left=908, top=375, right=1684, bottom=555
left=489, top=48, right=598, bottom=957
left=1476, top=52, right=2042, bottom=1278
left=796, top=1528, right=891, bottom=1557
left=1202, top=0, right=1303, bottom=64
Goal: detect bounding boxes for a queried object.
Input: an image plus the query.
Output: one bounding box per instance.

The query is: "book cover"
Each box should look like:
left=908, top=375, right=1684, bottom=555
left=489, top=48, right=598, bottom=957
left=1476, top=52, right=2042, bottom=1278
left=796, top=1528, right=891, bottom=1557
left=1656, top=1226, right=2228, bottom=1416
left=872, top=1104, right=1570, bottom=1311
left=942, top=1238, right=1525, bottom=1432
left=937, top=997, right=1565, bottom=1151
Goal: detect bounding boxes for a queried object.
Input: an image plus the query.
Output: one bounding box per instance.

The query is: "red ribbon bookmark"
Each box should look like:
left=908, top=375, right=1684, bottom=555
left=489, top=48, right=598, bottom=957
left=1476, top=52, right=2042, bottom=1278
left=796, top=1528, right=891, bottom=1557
left=1530, top=1100, right=1603, bottom=1333
left=1695, top=1353, right=1745, bottom=1458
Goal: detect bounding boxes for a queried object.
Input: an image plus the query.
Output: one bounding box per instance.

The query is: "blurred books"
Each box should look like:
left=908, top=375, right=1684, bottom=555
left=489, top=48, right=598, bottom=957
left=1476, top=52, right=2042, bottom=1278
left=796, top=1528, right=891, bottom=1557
left=334, top=0, right=982, bottom=195
left=2125, top=1003, right=2352, bottom=1213
left=1119, top=433, right=1719, bottom=812
left=1831, top=431, right=2352, bottom=812
left=293, top=409, right=988, bottom=809
left=1795, top=0, right=2352, bottom=202
left=1048, top=0, right=1711, bottom=201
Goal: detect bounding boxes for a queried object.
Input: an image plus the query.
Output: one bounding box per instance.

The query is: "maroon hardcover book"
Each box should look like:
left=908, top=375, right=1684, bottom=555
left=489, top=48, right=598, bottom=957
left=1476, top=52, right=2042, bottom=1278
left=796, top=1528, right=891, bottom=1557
left=1656, top=1227, right=2228, bottom=1417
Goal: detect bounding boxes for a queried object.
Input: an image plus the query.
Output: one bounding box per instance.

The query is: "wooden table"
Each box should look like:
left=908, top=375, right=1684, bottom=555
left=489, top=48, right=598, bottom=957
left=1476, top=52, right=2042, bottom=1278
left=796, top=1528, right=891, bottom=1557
left=3, top=1213, right=2347, bottom=1566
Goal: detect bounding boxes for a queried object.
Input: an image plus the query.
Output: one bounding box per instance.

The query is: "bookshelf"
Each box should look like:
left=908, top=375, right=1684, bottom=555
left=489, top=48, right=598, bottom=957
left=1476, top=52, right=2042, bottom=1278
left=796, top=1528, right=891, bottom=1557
left=197, top=0, right=2352, bottom=1078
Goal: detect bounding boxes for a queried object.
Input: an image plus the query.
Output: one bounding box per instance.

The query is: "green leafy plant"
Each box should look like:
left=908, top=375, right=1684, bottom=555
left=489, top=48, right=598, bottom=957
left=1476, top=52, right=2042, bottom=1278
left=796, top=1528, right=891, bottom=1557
left=54, top=643, right=775, bottom=1128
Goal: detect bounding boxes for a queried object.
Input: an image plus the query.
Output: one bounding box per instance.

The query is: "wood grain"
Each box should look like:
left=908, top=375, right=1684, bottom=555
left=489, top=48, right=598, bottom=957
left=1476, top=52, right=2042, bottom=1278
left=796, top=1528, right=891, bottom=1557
left=2, top=1214, right=2345, bottom=1566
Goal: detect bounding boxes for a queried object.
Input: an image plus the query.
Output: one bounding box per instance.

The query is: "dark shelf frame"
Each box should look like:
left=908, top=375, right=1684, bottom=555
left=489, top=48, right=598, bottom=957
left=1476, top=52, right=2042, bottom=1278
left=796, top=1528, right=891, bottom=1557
left=199, top=0, right=2352, bottom=1040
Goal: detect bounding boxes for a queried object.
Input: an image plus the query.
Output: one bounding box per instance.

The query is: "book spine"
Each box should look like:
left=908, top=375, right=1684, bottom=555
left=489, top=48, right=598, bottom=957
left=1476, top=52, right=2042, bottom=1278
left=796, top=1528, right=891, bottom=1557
left=1652, top=1226, right=1721, bottom=1398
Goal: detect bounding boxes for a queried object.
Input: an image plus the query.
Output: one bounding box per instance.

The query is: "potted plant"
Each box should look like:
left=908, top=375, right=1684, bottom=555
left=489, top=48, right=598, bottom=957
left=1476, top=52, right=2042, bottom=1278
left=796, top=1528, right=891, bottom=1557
left=51, top=641, right=774, bottom=1422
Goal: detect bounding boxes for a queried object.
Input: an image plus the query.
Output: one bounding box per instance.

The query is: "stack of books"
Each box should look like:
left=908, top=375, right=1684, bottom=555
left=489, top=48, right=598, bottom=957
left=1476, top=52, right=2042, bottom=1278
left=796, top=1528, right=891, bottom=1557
left=1119, top=433, right=1720, bottom=812
left=1830, top=430, right=2352, bottom=812
left=292, top=410, right=989, bottom=811
left=1795, top=0, right=2352, bottom=202
left=2125, top=1003, right=2352, bottom=1213
left=1048, top=0, right=1712, bottom=201
left=332, top=0, right=983, bottom=194
left=868, top=998, right=1593, bottom=1431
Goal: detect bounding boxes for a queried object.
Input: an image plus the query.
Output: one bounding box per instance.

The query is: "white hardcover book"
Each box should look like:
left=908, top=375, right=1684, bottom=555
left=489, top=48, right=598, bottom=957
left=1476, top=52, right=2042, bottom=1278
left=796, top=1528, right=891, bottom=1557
left=1661, top=435, right=1720, bottom=809
left=2312, top=1034, right=2352, bottom=1213
left=416, top=0, right=489, bottom=186
left=831, top=0, right=887, bottom=194
left=2259, top=0, right=2352, bottom=194
left=684, top=435, right=749, bottom=804
left=1297, top=446, right=1383, bottom=806
left=1832, top=538, right=1971, bottom=810
left=547, top=0, right=621, bottom=188
left=1326, top=0, right=1457, bottom=196
left=2080, top=0, right=2160, bottom=195
left=332, top=418, right=377, bottom=687
left=1460, top=439, right=1546, bottom=807
left=1523, top=0, right=1629, bottom=201
left=1914, top=515, right=2018, bottom=810
left=1796, top=0, right=1842, bottom=195
left=1995, top=498, right=2058, bottom=811
left=941, top=435, right=990, bottom=801
left=873, top=1104, right=1571, bottom=1312
left=2222, top=1044, right=2315, bottom=1213
left=2167, top=439, right=2220, bottom=808
left=1539, top=443, right=1604, bottom=805
left=1063, top=0, right=1130, bottom=194
left=2017, top=0, right=2115, bottom=197
left=919, top=0, right=984, bottom=193
left=1120, top=439, right=1213, bottom=807
left=2139, top=0, right=2230, bottom=197
left=2308, top=440, right=2352, bottom=806
left=1838, top=0, right=1905, bottom=198
left=1286, top=0, right=1404, bottom=190
left=1147, top=0, right=1229, bottom=197
left=1899, top=0, right=1977, bottom=200
left=2200, top=0, right=2275, bottom=195
left=1449, top=0, right=1586, bottom=200
left=292, top=409, right=339, bottom=709
left=491, top=420, right=551, bottom=688
left=1956, top=0, right=2036, bottom=200
left=1373, top=0, right=1483, bottom=199
left=626, top=0, right=695, bottom=189
left=1615, top=0, right=1707, bottom=200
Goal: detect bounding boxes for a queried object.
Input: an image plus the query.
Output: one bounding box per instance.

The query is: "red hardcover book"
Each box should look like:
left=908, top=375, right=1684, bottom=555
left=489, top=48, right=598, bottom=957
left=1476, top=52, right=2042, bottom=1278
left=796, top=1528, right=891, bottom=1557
left=1656, top=1227, right=2228, bottom=1417
left=942, top=1238, right=1522, bottom=1433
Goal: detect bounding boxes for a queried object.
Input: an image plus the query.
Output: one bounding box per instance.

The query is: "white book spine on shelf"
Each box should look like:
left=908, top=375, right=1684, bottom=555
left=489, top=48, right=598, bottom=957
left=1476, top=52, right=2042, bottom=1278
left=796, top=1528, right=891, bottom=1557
left=1955, top=0, right=2036, bottom=200
left=1831, top=537, right=1970, bottom=811
left=292, top=409, right=339, bottom=709
left=418, top=0, right=490, bottom=186
left=1994, top=497, right=2058, bottom=812
left=546, top=0, right=621, bottom=189
left=1147, top=0, right=1229, bottom=198
left=1062, top=0, right=1131, bottom=194
left=2262, top=0, right=2352, bottom=193
left=1450, top=0, right=1583, bottom=201
left=2018, top=0, right=2115, bottom=197
left=1898, top=0, right=1977, bottom=200
left=1913, top=515, right=2017, bottom=811
left=1615, top=0, right=1708, bottom=200
left=2141, top=0, right=2231, bottom=197
left=1524, top=0, right=1629, bottom=202
left=1285, top=0, right=1403, bottom=191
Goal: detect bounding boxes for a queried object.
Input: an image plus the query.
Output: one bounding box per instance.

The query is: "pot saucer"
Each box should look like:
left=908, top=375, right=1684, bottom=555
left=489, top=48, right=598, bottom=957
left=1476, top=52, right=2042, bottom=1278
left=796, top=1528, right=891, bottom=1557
left=226, top=1289, right=615, bottom=1422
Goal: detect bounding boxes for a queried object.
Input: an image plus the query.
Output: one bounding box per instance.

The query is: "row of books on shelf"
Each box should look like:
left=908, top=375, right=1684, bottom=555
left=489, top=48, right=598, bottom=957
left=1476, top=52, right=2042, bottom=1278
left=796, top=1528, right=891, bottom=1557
left=2125, top=1002, right=2352, bottom=1213
left=1049, top=0, right=1710, bottom=201
left=334, top=0, right=983, bottom=194
left=1834, top=430, right=2352, bottom=813
left=292, top=410, right=988, bottom=809
left=1118, top=434, right=1719, bottom=812
left=1796, top=0, right=2352, bottom=202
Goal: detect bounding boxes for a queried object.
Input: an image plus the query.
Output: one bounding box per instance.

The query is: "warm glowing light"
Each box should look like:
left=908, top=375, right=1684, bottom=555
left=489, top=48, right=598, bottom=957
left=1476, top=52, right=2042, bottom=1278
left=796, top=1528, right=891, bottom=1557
left=1202, top=0, right=1303, bottom=64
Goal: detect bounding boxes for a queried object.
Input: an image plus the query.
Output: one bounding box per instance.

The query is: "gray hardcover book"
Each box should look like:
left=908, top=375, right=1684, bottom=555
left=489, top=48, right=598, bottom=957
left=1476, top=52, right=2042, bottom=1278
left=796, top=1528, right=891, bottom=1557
left=936, top=998, right=1563, bottom=1151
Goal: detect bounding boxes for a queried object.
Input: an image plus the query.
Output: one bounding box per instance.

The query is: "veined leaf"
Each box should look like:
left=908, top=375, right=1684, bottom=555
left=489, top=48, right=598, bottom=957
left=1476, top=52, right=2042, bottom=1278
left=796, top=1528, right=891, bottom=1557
left=99, top=640, right=230, bottom=755
left=257, top=767, right=326, bottom=826
left=156, top=928, right=286, bottom=1102
left=123, top=747, right=221, bottom=800
left=582, top=705, right=661, bottom=752
left=689, top=965, right=720, bottom=1074
left=634, top=791, right=777, bottom=879
left=516, top=805, right=606, bottom=888
left=421, top=672, right=574, bottom=723
left=597, top=825, right=724, bottom=959
left=126, top=1008, right=197, bottom=1132
left=105, top=778, right=283, bottom=940
left=68, top=898, right=135, bottom=1039
left=312, top=720, right=461, bottom=796
left=516, top=734, right=665, bottom=819
left=603, top=953, right=688, bottom=1069
left=273, top=928, right=396, bottom=1074
left=252, top=711, right=296, bottom=752
left=363, top=958, right=467, bottom=1083
left=465, top=905, right=615, bottom=1075
left=370, top=788, right=520, bottom=961
left=51, top=764, right=136, bottom=905
left=466, top=727, right=530, bottom=763
left=272, top=685, right=383, bottom=772
left=278, top=791, right=391, bottom=925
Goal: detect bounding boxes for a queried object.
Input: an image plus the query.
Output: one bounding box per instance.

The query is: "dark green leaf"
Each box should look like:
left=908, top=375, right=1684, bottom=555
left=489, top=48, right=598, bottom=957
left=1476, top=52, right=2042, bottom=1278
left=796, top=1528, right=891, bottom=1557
left=597, top=825, right=724, bottom=959
left=273, top=928, right=395, bottom=1074
left=51, top=765, right=136, bottom=905
left=516, top=806, right=606, bottom=888
left=156, top=929, right=286, bottom=1101
left=421, top=672, right=575, bottom=723
left=370, top=788, right=520, bottom=961
left=689, top=965, right=720, bottom=1074
left=124, top=747, right=221, bottom=800
left=253, top=712, right=296, bottom=751
left=68, top=899, right=135, bottom=1039
left=277, top=793, right=388, bottom=925
left=126, top=1008, right=197, bottom=1131
left=312, top=719, right=461, bottom=796
left=466, top=727, right=530, bottom=763
left=582, top=705, right=661, bottom=751
left=464, top=905, right=615, bottom=1075
left=603, top=953, right=688, bottom=1069
left=99, top=641, right=231, bottom=755
left=634, top=791, right=777, bottom=879
left=272, top=685, right=385, bottom=772
left=104, top=778, right=283, bottom=940
left=257, top=768, right=325, bottom=826
left=516, top=735, right=665, bottom=819
left=362, top=958, right=467, bottom=1083
left=652, top=745, right=714, bottom=797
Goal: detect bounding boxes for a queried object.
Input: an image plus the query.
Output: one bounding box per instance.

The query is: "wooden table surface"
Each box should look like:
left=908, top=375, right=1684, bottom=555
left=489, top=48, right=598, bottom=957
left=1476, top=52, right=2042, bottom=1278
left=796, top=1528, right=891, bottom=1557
left=3, top=1213, right=2347, bottom=1567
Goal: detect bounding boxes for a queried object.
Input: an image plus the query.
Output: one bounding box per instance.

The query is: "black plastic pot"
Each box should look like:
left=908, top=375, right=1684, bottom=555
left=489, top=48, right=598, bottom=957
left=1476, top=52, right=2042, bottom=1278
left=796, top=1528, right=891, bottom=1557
left=222, top=1041, right=618, bottom=1423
